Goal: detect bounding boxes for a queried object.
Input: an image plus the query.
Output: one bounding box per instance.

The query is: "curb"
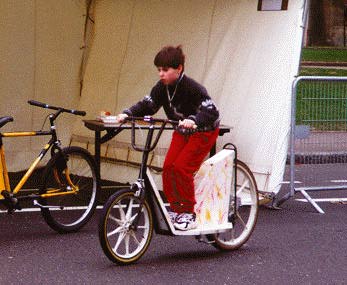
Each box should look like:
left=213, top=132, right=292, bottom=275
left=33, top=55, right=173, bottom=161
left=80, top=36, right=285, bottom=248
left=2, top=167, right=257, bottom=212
left=301, top=61, right=347, bottom=67
left=286, top=152, right=347, bottom=165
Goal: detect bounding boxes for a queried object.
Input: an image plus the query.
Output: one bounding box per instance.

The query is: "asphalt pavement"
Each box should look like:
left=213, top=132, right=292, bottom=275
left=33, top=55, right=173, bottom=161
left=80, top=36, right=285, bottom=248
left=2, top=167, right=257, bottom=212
left=1, top=166, right=347, bottom=285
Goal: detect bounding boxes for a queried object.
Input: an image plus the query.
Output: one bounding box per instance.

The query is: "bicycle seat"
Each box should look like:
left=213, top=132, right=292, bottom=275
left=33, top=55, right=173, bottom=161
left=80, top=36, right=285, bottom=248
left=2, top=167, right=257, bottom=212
left=0, top=116, right=14, bottom=128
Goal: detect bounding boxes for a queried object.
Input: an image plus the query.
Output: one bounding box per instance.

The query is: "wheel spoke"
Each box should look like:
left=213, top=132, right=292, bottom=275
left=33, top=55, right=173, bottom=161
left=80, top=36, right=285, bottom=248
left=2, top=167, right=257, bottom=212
left=114, top=231, right=126, bottom=252
left=108, top=214, right=122, bottom=226
left=118, top=202, right=126, bottom=221
left=128, top=205, right=145, bottom=223
left=130, top=231, right=141, bottom=246
left=236, top=179, right=249, bottom=195
left=129, top=212, right=138, bottom=223
left=125, top=199, right=134, bottom=220
left=236, top=212, right=247, bottom=229
left=107, top=226, right=123, bottom=237
left=137, top=225, right=148, bottom=229
left=124, top=234, right=130, bottom=255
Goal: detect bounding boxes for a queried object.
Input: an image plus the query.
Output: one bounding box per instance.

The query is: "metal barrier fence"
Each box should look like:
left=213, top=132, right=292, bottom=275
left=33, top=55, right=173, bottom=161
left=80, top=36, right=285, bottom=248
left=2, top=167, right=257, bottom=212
left=279, top=76, right=347, bottom=213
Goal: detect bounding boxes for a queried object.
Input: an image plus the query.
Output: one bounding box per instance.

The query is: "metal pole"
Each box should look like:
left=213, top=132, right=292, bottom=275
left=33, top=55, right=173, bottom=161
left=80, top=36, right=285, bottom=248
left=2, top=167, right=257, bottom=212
left=289, top=0, right=311, bottom=197
left=290, top=77, right=301, bottom=197
left=344, top=6, right=347, bottom=47
left=290, top=75, right=347, bottom=198
left=271, top=0, right=310, bottom=207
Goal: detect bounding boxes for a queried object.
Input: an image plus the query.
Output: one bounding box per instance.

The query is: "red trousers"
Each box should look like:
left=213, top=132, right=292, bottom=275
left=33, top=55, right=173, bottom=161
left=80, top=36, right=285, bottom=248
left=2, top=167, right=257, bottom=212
left=162, top=128, right=219, bottom=213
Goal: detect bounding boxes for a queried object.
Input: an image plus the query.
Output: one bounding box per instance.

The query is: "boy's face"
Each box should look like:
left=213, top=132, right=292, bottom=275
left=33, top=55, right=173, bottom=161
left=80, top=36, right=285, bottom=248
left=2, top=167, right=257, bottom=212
left=157, top=65, right=182, bottom=85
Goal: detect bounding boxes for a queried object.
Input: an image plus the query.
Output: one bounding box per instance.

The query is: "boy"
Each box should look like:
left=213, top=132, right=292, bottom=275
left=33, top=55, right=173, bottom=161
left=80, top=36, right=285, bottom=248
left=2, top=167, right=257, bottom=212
left=116, top=45, right=220, bottom=230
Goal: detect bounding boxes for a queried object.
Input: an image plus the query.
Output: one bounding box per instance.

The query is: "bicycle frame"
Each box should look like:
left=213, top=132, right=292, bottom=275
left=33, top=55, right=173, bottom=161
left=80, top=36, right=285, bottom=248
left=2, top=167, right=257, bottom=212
left=0, top=103, right=83, bottom=201
left=0, top=130, right=54, bottom=198
left=145, top=169, right=234, bottom=236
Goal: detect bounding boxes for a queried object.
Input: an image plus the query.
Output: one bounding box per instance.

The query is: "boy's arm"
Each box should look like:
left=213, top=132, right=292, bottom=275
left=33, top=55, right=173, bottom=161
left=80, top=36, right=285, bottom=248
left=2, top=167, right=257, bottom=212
left=123, top=95, right=160, bottom=117
left=123, top=83, right=162, bottom=117
left=189, top=99, right=219, bottom=128
left=188, top=86, right=219, bottom=128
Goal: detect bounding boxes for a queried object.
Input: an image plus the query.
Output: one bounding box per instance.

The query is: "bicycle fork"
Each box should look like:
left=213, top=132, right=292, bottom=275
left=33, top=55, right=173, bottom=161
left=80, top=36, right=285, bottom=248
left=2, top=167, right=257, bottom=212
left=129, top=179, right=146, bottom=231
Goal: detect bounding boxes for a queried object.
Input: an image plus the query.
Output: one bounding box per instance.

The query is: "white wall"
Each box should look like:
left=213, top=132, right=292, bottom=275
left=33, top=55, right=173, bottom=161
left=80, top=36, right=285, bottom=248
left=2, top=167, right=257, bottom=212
left=0, top=0, right=86, bottom=170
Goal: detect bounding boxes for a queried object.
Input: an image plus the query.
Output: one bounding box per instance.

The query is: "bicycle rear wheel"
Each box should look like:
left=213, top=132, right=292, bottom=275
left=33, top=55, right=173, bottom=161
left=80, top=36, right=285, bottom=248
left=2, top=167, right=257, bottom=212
left=40, top=146, right=98, bottom=233
left=207, top=159, right=258, bottom=250
left=98, top=189, right=153, bottom=265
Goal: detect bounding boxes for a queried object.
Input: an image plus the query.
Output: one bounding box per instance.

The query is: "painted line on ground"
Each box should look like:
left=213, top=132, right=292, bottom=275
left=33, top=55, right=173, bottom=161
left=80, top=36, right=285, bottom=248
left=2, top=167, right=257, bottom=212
left=296, top=198, right=347, bottom=203
left=0, top=205, right=105, bottom=214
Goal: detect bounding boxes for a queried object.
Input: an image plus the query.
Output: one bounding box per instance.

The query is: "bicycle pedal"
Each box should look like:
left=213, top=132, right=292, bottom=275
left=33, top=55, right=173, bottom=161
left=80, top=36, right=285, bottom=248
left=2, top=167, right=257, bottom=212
left=1, top=191, right=21, bottom=213
left=6, top=200, right=21, bottom=214
left=7, top=208, right=15, bottom=214
left=13, top=200, right=22, bottom=210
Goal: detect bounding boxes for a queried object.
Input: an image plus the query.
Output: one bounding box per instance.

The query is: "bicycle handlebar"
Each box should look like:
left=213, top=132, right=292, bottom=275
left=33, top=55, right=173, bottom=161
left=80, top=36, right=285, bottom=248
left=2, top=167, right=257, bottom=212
left=28, top=100, right=86, bottom=116
left=125, top=116, right=179, bottom=126
left=123, top=116, right=173, bottom=152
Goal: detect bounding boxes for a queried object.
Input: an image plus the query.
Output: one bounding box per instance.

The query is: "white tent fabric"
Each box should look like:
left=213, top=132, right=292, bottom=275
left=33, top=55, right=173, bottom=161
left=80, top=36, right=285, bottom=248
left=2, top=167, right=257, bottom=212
left=0, top=0, right=85, bottom=169
left=1, top=0, right=306, bottom=195
left=73, top=0, right=306, bottom=194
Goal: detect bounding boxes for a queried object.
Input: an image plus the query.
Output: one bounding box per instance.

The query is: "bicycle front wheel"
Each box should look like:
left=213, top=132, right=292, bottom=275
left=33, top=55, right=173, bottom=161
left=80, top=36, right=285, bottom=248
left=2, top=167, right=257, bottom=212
left=40, top=146, right=98, bottom=233
left=98, top=189, right=153, bottom=265
left=208, top=159, right=258, bottom=250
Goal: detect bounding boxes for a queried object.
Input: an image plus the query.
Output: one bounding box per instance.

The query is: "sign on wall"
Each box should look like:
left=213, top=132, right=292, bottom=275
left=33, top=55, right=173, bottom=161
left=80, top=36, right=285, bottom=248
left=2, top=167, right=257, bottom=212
left=258, top=0, right=288, bottom=11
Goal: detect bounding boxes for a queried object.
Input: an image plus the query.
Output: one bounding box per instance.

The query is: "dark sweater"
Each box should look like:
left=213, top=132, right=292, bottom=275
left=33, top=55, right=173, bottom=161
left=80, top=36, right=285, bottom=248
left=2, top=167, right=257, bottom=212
left=123, top=74, right=219, bottom=130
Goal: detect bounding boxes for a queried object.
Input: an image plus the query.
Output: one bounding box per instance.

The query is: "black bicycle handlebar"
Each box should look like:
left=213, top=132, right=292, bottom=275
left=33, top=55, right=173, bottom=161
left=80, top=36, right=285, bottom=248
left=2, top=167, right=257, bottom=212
left=124, top=116, right=175, bottom=152
left=123, top=116, right=199, bottom=152
left=126, top=116, right=178, bottom=126
left=28, top=100, right=86, bottom=116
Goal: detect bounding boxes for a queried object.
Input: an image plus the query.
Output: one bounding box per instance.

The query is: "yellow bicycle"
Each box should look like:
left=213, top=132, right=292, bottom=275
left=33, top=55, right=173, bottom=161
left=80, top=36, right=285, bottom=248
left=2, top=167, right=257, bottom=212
left=0, top=100, right=98, bottom=233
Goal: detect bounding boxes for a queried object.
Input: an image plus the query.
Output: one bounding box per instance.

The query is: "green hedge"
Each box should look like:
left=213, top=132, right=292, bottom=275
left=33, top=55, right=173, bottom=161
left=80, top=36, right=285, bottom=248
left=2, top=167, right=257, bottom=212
left=302, top=48, right=347, bottom=63
left=300, top=68, right=347, bottom=77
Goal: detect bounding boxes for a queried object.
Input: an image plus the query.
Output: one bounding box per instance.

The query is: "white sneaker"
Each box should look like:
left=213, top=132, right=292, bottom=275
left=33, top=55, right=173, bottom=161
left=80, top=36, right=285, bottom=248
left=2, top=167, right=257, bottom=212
left=174, top=213, right=197, bottom=231
left=168, top=211, right=178, bottom=223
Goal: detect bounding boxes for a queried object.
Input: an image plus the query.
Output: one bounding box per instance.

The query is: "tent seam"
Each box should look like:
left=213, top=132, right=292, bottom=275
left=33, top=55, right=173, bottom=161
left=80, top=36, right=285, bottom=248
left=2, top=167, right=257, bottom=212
left=114, top=0, right=137, bottom=113
left=31, top=0, right=37, bottom=151
left=202, top=0, right=217, bottom=82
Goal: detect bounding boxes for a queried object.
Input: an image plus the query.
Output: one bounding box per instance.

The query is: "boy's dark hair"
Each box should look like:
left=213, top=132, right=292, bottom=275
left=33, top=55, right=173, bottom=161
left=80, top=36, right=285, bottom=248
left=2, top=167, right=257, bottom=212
left=154, top=45, right=185, bottom=70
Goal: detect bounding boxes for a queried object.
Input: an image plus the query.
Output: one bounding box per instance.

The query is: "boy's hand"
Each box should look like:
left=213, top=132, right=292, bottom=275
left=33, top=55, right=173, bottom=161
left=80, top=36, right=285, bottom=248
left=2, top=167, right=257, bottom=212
left=179, top=119, right=197, bottom=129
left=116, top=113, right=128, bottom=123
